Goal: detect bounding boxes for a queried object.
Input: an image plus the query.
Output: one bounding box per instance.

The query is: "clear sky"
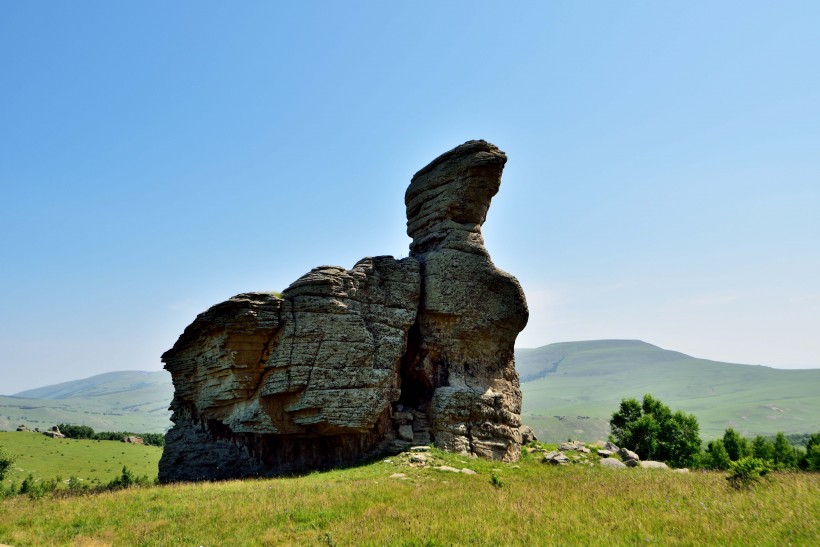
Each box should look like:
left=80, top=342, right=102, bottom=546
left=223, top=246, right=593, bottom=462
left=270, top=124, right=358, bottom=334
left=2, top=2, right=818, bottom=394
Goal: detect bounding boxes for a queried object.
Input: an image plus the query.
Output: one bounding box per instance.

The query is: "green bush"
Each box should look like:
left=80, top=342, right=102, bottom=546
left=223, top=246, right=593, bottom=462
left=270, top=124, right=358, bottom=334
left=727, top=457, right=771, bottom=489
left=609, top=394, right=702, bottom=467
left=0, top=442, right=13, bottom=481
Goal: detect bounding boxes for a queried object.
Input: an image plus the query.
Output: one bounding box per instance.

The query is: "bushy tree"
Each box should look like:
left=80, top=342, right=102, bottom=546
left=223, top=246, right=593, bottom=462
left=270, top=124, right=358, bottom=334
left=722, top=428, right=749, bottom=461
left=704, top=439, right=732, bottom=470
left=773, top=432, right=797, bottom=469
left=800, top=433, right=820, bottom=471
left=610, top=394, right=702, bottom=467
left=751, top=435, right=775, bottom=462
left=56, top=424, right=96, bottom=439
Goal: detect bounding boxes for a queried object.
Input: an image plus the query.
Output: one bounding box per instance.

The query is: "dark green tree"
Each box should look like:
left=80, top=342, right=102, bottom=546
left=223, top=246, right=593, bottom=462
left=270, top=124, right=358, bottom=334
left=800, top=432, right=820, bottom=471
left=704, top=439, right=732, bottom=470
left=610, top=394, right=702, bottom=468
left=0, top=441, right=13, bottom=482
left=722, top=428, right=749, bottom=461
left=773, top=432, right=797, bottom=469
left=751, top=435, right=775, bottom=462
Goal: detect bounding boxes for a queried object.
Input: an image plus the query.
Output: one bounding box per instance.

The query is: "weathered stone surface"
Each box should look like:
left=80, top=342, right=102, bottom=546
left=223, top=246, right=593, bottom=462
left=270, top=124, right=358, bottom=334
left=404, top=141, right=528, bottom=463
left=159, top=140, right=528, bottom=482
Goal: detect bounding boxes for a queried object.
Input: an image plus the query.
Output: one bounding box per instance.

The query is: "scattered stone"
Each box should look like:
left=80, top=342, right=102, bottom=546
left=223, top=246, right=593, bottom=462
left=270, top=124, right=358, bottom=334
left=600, top=457, right=627, bottom=469
left=618, top=448, right=640, bottom=463
left=409, top=454, right=428, bottom=464
left=640, top=461, right=669, bottom=470
left=15, top=425, right=29, bottom=432
left=673, top=468, right=690, bottom=474
left=624, top=458, right=640, bottom=468
left=390, top=473, right=407, bottom=479
left=543, top=452, right=570, bottom=465
left=604, top=442, right=620, bottom=452
left=558, top=440, right=590, bottom=453
left=460, top=468, right=478, bottom=475
left=434, top=466, right=461, bottom=473
left=158, top=140, right=529, bottom=482
left=410, top=446, right=431, bottom=452
left=597, top=449, right=614, bottom=458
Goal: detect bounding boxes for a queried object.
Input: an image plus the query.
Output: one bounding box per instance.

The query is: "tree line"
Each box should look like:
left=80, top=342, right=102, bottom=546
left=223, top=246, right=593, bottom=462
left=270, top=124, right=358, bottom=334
left=55, top=424, right=165, bottom=447
left=610, top=394, right=820, bottom=471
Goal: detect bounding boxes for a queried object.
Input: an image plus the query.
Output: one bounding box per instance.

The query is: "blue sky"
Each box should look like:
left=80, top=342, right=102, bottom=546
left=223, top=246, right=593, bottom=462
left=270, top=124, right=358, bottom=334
left=2, top=2, right=818, bottom=393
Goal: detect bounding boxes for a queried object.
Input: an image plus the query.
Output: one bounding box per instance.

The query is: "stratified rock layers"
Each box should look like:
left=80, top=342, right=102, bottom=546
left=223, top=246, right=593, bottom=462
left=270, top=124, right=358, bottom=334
left=159, top=140, right=528, bottom=482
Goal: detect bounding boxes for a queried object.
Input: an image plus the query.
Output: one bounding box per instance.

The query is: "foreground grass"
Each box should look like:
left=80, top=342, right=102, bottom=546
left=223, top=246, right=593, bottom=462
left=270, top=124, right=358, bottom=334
left=0, top=432, right=161, bottom=489
left=1, top=448, right=818, bottom=545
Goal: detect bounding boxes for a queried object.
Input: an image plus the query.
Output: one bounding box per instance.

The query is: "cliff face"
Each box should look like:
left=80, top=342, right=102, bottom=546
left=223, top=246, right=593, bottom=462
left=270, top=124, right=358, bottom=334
left=159, top=140, right=528, bottom=482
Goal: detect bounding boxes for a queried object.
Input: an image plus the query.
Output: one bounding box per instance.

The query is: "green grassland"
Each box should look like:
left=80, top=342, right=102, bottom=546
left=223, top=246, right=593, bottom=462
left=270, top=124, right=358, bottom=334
left=0, top=432, right=162, bottom=489
left=1, top=446, right=818, bottom=545
left=0, top=371, right=172, bottom=434
left=520, top=340, right=820, bottom=442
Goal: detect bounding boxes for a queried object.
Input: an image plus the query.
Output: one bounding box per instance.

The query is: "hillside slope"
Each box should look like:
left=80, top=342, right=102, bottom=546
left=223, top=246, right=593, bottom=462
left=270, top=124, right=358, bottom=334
left=520, top=340, right=820, bottom=442
left=0, top=371, right=172, bottom=433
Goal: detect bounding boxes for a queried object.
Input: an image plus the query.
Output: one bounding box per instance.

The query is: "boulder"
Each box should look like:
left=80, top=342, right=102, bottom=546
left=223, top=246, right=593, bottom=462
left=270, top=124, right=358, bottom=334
left=639, top=461, right=669, bottom=470
left=597, top=449, right=614, bottom=458
left=122, top=436, right=144, bottom=445
left=159, top=140, right=529, bottom=482
left=520, top=425, right=537, bottom=445
left=600, top=457, right=627, bottom=469
left=618, top=448, right=640, bottom=462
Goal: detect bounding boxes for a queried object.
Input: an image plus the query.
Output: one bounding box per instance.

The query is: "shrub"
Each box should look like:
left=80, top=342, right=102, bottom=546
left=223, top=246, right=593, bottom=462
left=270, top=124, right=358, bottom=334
left=106, top=466, right=149, bottom=490
left=727, top=457, right=771, bottom=489
left=609, top=394, right=701, bottom=467
left=0, top=441, right=13, bottom=481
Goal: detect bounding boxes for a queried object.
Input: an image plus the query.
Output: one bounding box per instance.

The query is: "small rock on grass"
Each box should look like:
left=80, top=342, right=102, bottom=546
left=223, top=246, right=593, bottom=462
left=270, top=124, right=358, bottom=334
left=600, top=457, right=627, bottom=469
left=390, top=473, right=407, bottom=479
left=460, top=468, right=477, bottom=475
left=410, top=446, right=431, bottom=452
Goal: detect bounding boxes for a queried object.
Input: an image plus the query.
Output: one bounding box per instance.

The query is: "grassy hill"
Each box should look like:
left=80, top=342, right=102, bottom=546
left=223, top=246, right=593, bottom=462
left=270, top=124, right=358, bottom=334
left=0, top=371, right=172, bottom=433
left=0, top=444, right=818, bottom=545
left=520, top=340, right=820, bottom=442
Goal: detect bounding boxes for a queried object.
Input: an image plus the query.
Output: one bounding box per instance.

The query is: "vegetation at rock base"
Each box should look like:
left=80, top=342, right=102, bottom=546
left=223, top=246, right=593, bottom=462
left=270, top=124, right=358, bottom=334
left=0, top=446, right=818, bottom=545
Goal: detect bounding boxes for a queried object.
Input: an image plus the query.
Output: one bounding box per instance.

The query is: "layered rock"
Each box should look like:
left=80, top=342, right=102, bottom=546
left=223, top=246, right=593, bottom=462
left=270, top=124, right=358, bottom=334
left=159, top=140, right=528, bottom=482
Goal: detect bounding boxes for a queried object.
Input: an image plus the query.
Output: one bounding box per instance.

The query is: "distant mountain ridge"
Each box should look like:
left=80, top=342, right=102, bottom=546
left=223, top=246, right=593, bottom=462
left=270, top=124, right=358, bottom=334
left=3, top=341, right=819, bottom=442
left=1, top=371, right=172, bottom=433
left=519, top=340, right=820, bottom=442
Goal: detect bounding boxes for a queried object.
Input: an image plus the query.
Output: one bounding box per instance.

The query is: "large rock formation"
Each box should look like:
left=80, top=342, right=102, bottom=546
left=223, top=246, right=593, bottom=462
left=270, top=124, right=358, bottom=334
left=159, top=140, right=528, bottom=482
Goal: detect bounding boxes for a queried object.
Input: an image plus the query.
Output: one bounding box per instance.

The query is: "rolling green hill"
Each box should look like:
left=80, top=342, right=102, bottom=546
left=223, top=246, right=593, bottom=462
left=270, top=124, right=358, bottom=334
left=520, top=340, right=820, bottom=443
left=3, top=341, right=818, bottom=443
left=0, top=371, right=172, bottom=433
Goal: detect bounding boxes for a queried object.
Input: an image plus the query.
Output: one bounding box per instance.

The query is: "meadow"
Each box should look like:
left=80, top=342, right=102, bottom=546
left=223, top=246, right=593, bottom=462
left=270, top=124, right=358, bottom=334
left=1, top=436, right=818, bottom=546
left=0, top=432, right=162, bottom=489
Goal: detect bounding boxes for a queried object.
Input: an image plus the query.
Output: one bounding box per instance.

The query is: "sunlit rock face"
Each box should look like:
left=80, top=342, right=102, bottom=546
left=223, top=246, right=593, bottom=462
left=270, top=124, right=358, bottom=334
left=159, top=140, right=528, bottom=482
